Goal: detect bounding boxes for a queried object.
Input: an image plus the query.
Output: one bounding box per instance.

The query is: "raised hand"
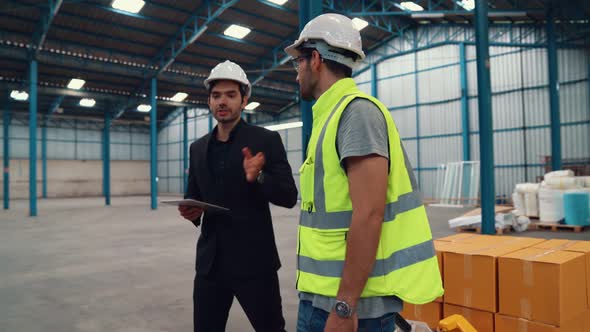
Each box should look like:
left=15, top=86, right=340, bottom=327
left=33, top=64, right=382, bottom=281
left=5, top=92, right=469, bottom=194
left=242, top=147, right=265, bottom=183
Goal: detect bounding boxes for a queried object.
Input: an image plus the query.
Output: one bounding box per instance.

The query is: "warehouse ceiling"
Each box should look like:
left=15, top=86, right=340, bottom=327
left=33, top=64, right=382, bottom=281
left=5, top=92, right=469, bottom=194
left=0, top=0, right=588, bottom=124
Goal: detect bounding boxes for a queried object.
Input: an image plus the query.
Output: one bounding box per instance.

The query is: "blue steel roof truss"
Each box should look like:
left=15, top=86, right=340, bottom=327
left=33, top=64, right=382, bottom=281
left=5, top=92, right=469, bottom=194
left=0, top=0, right=588, bottom=124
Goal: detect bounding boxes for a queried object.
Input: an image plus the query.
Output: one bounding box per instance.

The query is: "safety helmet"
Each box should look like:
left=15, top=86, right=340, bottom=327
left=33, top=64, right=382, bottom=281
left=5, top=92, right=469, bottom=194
left=204, top=60, right=251, bottom=97
left=284, top=13, right=365, bottom=69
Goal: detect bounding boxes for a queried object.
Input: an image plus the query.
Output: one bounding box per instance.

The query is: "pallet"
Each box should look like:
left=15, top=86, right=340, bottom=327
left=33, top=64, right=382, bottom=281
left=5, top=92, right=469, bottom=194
left=532, top=223, right=589, bottom=233
left=456, top=225, right=512, bottom=235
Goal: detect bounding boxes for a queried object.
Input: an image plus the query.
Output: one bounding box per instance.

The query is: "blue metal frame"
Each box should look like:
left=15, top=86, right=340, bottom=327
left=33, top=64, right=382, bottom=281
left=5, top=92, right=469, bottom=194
left=413, top=29, right=422, bottom=186
left=32, top=0, right=63, bottom=58
left=103, top=111, right=111, bottom=206
left=323, top=0, right=414, bottom=36
left=546, top=8, right=562, bottom=171
left=459, top=42, right=470, bottom=161
left=48, top=95, right=65, bottom=115
left=29, top=59, right=38, bottom=217
left=3, top=103, right=10, bottom=210
left=150, top=0, right=238, bottom=77
left=474, top=1, right=495, bottom=235
left=150, top=78, right=158, bottom=210
left=208, top=112, right=213, bottom=132
left=371, top=63, right=378, bottom=98
left=183, top=107, right=189, bottom=192
left=299, top=0, right=322, bottom=161
left=42, top=115, right=47, bottom=198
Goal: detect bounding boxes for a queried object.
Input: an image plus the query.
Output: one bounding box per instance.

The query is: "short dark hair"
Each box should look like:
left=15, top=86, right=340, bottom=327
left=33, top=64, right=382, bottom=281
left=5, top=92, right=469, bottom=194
left=299, top=48, right=354, bottom=78
left=207, top=80, right=247, bottom=99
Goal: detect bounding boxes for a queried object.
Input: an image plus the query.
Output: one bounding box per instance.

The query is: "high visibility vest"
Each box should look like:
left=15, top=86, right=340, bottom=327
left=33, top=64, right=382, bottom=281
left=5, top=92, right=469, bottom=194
left=297, top=78, right=443, bottom=304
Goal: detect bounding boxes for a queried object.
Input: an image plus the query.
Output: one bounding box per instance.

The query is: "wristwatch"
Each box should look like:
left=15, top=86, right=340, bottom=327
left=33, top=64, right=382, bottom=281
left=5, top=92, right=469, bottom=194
left=334, top=300, right=353, bottom=318
left=256, top=170, right=265, bottom=184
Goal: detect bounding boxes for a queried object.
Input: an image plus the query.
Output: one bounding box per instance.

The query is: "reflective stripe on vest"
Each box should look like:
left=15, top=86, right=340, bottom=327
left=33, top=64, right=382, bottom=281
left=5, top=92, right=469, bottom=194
left=299, top=239, right=435, bottom=277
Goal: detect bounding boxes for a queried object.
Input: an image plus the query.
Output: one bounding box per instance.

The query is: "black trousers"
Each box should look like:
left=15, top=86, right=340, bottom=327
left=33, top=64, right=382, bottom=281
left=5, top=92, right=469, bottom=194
left=193, top=271, right=286, bottom=332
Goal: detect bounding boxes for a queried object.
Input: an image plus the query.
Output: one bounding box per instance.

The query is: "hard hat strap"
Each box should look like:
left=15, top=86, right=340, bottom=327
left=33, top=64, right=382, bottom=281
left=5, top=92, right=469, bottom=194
left=301, top=40, right=360, bottom=69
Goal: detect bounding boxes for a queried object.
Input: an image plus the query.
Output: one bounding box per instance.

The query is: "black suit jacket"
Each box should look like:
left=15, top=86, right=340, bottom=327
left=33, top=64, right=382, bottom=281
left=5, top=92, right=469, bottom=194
left=185, top=120, right=298, bottom=278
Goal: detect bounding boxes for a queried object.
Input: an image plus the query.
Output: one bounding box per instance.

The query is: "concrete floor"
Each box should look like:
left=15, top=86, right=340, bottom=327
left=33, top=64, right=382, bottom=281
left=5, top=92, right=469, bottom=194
left=1, top=196, right=589, bottom=332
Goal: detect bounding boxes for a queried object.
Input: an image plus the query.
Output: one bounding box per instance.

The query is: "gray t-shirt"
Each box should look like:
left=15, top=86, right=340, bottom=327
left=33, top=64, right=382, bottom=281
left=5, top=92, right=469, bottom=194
left=299, top=98, right=403, bottom=319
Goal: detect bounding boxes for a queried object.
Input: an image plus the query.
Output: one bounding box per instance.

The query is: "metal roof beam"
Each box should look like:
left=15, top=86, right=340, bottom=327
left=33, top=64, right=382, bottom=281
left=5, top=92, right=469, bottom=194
left=250, top=31, right=298, bottom=87
left=150, top=0, right=238, bottom=77
left=0, top=80, right=201, bottom=109
left=346, top=9, right=545, bottom=17
left=256, top=0, right=297, bottom=14
left=48, top=95, right=64, bottom=115
left=33, top=0, right=63, bottom=58
left=114, top=0, right=238, bottom=120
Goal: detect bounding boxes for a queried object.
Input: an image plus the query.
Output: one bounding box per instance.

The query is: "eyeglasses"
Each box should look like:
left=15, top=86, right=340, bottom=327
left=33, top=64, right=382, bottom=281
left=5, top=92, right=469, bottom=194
left=291, top=55, right=310, bottom=71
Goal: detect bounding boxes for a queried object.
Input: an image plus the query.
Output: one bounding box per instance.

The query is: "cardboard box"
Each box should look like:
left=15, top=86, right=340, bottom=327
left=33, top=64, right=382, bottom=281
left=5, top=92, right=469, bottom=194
left=498, top=248, right=586, bottom=326
left=495, top=311, right=589, bottom=332
left=443, top=237, right=546, bottom=312
left=400, top=302, right=442, bottom=329
left=433, top=241, right=449, bottom=303
left=436, top=233, right=489, bottom=243
left=443, top=304, right=494, bottom=332
left=533, top=239, right=590, bottom=308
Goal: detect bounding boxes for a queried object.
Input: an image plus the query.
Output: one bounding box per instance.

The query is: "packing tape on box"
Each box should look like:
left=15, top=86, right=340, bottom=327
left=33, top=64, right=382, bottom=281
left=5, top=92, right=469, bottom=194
left=523, top=260, right=534, bottom=287
left=520, top=298, right=532, bottom=319
left=518, top=318, right=528, bottom=332
left=550, top=241, right=579, bottom=250
left=464, top=254, right=473, bottom=279
left=413, top=304, right=422, bottom=318
left=463, top=288, right=473, bottom=307
left=525, top=249, right=556, bottom=260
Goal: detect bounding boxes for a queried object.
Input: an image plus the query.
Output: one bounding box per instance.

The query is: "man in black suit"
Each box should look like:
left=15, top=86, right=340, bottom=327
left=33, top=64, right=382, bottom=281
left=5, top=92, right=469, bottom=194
left=178, top=60, right=298, bottom=332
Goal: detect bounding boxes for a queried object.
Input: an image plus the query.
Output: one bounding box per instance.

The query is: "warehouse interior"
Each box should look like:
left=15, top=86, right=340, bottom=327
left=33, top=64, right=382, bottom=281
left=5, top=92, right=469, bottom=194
left=1, top=0, right=589, bottom=331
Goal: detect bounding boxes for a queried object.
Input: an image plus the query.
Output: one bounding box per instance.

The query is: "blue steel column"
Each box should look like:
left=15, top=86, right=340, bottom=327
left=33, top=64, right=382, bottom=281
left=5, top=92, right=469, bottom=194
left=371, top=63, right=378, bottom=98
left=29, top=59, right=38, bottom=217
left=299, top=0, right=322, bottom=160
left=103, top=112, right=111, bottom=206
left=459, top=43, right=471, bottom=161
left=546, top=8, right=561, bottom=171
left=414, top=30, right=422, bottom=187
left=208, top=113, right=213, bottom=132
left=475, top=1, right=495, bottom=234
left=42, top=115, right=47, bottom=198
left=150, top=78, right=157, bottom=210
left=3, top=106, right=10, bottom=210
left=183, top=107, right=189, bottom=192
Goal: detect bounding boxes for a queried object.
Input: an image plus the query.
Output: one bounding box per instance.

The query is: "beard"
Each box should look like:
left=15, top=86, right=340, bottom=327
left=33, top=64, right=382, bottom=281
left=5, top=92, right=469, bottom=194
left=213, top=109, right=241, bottom=125
left=301, top=90, right=314, bottom=101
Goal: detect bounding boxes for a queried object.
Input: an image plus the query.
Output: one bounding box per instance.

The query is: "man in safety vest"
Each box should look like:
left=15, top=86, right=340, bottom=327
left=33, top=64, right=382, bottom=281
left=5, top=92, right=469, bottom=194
left=285, top=13, right=443, bottom=332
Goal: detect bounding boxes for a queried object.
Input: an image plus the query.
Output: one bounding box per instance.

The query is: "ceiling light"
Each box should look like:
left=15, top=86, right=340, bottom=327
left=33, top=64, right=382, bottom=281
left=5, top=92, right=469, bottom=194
left=400, top=1, right=424, bottom=11
left=171, top=92, right=188, bottom=102
left=352, top=18, right=369, bottom=31
left=412, top=13, right=444, bottom=19
left=245, top=102, right=260, bottom=111
left=67, top=78, right=85, bottom=90
left=267, top=0, right=288, bottom=4
left=79, top=98, right=96, bottom=107
left=457, top=0, right=475, bottom=11
left=265, top=121, right=303, bottom=131
left=10, top=90, right=28, bottom=101
left=137, top=104, right=151, bottom=112
left=488, top=11, right=527, bottom=17
left=111, top=0, right=145, bottom=14
left=224, top=24, right=251, bottom=39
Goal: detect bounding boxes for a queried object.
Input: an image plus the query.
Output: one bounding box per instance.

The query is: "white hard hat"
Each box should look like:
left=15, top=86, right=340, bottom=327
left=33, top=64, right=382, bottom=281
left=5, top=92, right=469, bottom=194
left=284, top=13, right=365, bottom=69
left=204, top=60, right=251, bottom=97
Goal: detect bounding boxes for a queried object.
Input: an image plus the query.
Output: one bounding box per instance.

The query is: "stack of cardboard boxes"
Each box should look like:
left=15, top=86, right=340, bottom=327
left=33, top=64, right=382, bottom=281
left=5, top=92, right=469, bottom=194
left=400, top=235, right=590, bottom=332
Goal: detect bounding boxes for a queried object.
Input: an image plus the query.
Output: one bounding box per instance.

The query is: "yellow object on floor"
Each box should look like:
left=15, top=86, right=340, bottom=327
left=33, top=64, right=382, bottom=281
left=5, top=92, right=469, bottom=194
left=438, top=314, right=478, bottom=332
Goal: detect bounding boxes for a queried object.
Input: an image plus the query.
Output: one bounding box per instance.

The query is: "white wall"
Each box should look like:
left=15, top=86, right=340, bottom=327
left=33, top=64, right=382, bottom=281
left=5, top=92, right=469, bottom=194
left=0, top=159, right=149, bottom=199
